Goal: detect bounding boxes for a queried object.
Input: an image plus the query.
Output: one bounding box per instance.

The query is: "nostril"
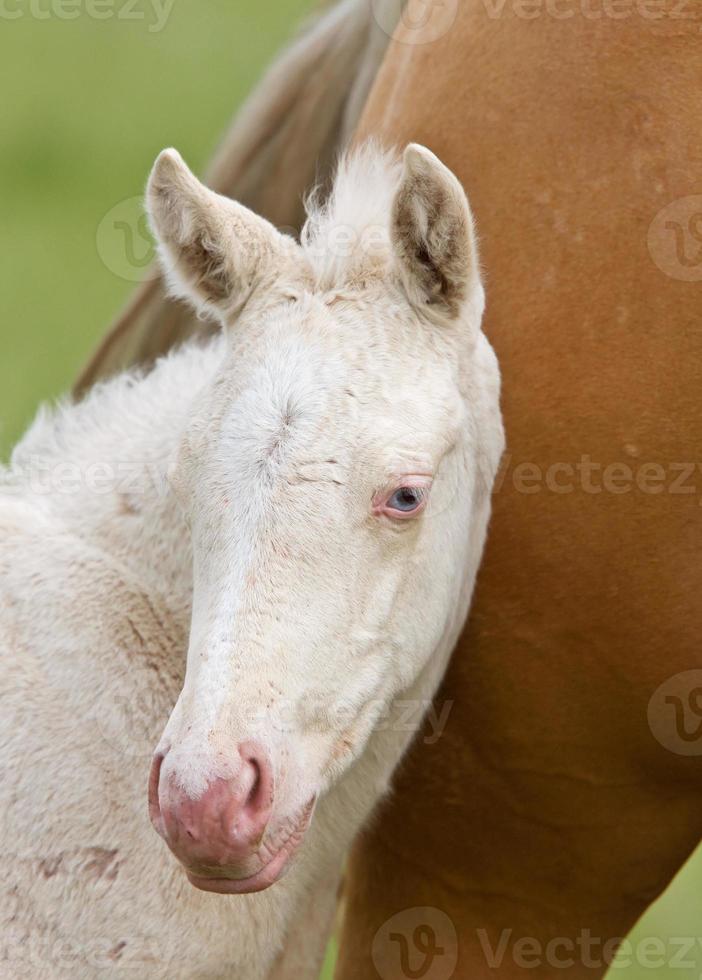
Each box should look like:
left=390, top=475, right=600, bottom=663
left=238, top=742, right=274, bottom=822
left=244, top=757, right=261, bottom=809
left=148, top=751, right=165, bottom=837
left=148, top=743, right=274, bottom=863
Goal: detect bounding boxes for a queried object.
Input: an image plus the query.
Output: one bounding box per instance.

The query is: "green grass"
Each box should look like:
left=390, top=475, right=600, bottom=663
left=320, top=937, right=338, bottom=979
left=1, top=4, right=700, bottom=976
left=613, top=850, right=702, bottom=979
left=0, top=0, right=313, bottom=458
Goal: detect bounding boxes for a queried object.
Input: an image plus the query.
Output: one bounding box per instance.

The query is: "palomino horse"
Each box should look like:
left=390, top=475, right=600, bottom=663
left=0, top=144, right=503, bottom=978
left=77, top=0, right=702, bottom=977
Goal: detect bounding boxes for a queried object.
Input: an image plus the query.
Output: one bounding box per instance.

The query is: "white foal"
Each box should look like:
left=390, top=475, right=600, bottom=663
left=0, top=144, right=504, bottom=979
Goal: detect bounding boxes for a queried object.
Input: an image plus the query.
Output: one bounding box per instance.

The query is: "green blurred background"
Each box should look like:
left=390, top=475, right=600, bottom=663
left=0, top=2, right=699, bottom=976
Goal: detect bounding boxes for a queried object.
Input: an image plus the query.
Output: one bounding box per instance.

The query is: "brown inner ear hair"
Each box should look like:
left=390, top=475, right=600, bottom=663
left=392, top=171, right=468, bottom=319
left=182, top=234, right=230, bottom=303
left=414, top=239, right=452, bottom=307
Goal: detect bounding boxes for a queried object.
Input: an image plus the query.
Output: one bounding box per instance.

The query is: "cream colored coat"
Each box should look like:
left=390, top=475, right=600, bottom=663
left=0, top=145, right=503, bottom=979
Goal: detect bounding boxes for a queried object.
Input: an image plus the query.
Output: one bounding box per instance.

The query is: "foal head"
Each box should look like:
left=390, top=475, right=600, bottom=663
left=145, top=144, right=504, bottom=893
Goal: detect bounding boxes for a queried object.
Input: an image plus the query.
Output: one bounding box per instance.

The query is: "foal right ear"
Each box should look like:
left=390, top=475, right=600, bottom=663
left=146, top=148, right=295, bottom=320
left=391, top=144, right=481, bottom=323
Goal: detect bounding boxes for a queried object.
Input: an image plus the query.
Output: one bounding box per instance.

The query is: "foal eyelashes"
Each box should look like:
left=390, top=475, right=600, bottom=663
left=372, top=476, right=433, bottom=520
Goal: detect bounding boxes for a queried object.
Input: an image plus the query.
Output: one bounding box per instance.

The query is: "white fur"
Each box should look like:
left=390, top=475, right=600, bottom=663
left=0, top=145, right=504, bottom=979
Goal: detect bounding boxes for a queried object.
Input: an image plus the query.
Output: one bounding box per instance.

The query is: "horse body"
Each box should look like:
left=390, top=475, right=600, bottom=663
left=335, top=4, right=702, bottom=977
left=1, top=144, right=504, bottom=977
left=0, top=339, right=330, bottom=979
left=59, top=0, right=702, bottom=972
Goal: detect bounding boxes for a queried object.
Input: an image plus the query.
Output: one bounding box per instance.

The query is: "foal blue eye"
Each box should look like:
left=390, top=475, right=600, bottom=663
left=388, top=487, right=424, bottom=512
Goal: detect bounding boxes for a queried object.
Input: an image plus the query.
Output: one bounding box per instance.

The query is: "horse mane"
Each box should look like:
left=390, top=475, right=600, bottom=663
left=8, top=336, right=225, bottom=483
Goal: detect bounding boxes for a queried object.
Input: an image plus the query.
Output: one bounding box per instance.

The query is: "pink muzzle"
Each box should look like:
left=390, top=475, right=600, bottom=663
left=148, top=741, right=314, bottom=894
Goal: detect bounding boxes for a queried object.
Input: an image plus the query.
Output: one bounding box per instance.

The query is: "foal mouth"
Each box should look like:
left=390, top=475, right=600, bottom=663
left=185, top=796, right=317, bottom=895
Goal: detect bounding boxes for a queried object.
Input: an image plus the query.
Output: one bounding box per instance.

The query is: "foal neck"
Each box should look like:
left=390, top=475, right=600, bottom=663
left=11, top=334, right=227, bottom=601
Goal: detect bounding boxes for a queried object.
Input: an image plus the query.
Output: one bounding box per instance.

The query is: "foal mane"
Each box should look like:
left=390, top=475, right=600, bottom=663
left=300, top=142, right=401, bottom=291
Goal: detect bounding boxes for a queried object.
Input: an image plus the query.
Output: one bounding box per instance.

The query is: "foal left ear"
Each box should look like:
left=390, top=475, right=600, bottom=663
left=391, top=144, right=481, bottom=322
left=146, top=148, right=295, bottom=320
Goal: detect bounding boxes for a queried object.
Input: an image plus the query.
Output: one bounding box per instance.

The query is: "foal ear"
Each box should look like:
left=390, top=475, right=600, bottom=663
left=391, top=144, right=481, bottom=321
left=146, top=148, right=294, bottom=319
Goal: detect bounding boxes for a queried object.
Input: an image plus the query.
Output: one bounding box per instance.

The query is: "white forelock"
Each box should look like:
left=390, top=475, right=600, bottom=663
left=300, top=142, right=402, bottom=290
